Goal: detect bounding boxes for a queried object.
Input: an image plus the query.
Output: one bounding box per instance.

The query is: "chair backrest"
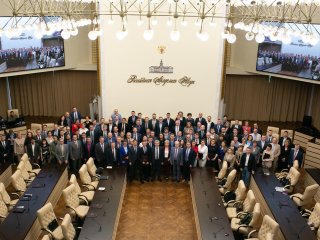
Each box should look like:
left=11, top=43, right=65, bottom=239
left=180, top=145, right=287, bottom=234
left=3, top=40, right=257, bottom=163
left=86, top=157, right=97, bottom=177
left=61, top=213, right=76, bottom=240
left=20, top=153, right=29, bottom=162
left=302, top=184, right=319, bottom=202
left=69, top=174, right=81, bottom=195
left=258, top=215, right=280, bottom=240
left=79, top=164, right=92, bottom=185
left=7, top=109, right=19, bottom=118
left=21, top=157, right=34, bottom=172
left=17, top=161, right=30, bottom=181
left=267, top=126, right=279, bottom=134
left=223, top=169, right=237, bottom=190
left=280, top=129, right=293, bottom=138
left=249, top=203, right=261, bottom=228
left=217, top=161, right=228, bottom=179
left=243, top=190, right=256, bottom=212
left=37, top=202, right=57, bottom=230
left=31, top=123, right=42, bottom=133
left=62, top=184, right=79, bottom=210
left=10, top=170, right=26, bottom=193
left=317, top=227, right=320, bottom=240
left=41, top=235, right=51, bottom=240
left=0, top=197, right=8, bottom=222
left=287, top=167, right=300, bottom=186
left=309, top=202, right=320, bottom=228
left=293, top=160, right=299, bottom=169
left=230, top=120, right=243, bottom=126
left=235, top=180, right=247, bottom=202
left=0, top=183, right=11, bottom=205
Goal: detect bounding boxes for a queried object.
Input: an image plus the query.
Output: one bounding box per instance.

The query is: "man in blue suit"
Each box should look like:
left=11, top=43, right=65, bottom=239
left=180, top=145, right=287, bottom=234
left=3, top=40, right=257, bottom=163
left=170, top=141, right=183, bottom=182
left=70, top=107, right=82, bottom=124
left=288, top=144, right=304, bottom=168
left=183, top=142, right=196, bottom=182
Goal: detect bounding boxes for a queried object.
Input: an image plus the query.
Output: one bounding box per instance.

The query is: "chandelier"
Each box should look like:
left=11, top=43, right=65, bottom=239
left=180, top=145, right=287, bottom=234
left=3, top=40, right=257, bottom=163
left=1, top=0, right=320, bottom=44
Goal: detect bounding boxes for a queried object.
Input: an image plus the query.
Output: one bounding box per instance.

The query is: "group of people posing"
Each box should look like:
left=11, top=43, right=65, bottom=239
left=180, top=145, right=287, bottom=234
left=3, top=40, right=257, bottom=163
left=0, top=108, right=304, bottom=186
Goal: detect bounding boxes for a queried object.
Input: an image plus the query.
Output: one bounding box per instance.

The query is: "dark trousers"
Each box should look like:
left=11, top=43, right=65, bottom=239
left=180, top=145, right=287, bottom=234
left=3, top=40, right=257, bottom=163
left=71, top=158, right=81, bottom=173
left=172, top=162, right=181, bottom=181
left=152, top=160, right=161, bottom=180
left=140, top=162, right=150, bottom=181
left=163, top=158, right=171, bottom=179
left=127, top=162, right=137, bottom=181
left=183, top=164, right=190, bottom=181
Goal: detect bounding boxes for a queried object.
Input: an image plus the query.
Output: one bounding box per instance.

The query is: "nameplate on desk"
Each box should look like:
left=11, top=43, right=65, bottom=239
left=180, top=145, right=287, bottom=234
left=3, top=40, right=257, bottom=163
left=13, top=206, right=25, bottom=213
left=99, top=176, right=108, bottom=180
left=32, top=183, right=45, bottom=188
left=98, top=187, right=106, bottom=191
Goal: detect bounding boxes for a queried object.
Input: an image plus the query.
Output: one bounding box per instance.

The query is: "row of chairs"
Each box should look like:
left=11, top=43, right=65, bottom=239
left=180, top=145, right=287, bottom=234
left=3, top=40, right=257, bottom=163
left=38, top=158, right=101, bottom=240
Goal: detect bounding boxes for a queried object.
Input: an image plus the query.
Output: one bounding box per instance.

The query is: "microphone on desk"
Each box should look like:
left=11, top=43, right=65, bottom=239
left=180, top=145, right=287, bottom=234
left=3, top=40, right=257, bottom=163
left=103, top=210, right=106, bottom=216
left=110, top=186, right=113, bottom=191
left=203, top=190, right=206, bottom=196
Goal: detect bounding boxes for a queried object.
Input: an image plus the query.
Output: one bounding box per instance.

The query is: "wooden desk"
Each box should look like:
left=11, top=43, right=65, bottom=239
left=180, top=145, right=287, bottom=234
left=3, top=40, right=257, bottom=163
left=0, top=165, right=68, bottom=240
left=78, top=167, right=126, bottom=240
left=0, top=163, right=12, bottom=187
left=250, top=169, right=316, bottom=240
left=190, top=168, right=235, bottom=240
left=305, top=168, right=320, bottom=202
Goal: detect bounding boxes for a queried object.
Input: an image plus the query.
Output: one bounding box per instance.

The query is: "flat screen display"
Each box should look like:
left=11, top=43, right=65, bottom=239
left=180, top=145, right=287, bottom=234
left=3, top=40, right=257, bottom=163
left=0, top=16, right=65, bottom=74
left=256, top=23, right=320, bottom=81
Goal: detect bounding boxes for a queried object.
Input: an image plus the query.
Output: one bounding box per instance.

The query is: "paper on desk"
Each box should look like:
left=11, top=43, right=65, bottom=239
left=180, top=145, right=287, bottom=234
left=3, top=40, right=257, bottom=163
left=98, top=187, right=106, bottom=191
left=275, top=186, right=285, bottom=192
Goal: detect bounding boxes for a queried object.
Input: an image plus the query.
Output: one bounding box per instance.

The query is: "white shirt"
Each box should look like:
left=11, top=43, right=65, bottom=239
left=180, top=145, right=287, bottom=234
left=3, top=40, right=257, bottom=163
left=245, top=154, right=250, bottom=166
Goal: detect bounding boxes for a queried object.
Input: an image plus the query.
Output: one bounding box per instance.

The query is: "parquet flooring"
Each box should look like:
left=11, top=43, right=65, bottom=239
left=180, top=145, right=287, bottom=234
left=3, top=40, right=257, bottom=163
left=115, top=181, right=198, bottom=240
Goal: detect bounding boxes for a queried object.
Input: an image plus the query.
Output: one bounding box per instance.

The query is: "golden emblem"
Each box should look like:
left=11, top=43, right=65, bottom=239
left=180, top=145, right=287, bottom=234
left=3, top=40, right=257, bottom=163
left=157, top=46, right=166, bottom=54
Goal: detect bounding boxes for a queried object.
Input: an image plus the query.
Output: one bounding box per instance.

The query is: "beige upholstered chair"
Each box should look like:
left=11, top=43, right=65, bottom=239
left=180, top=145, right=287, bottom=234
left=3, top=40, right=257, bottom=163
left=37, top=202, right=64, bottom=240
left=266, top=126, right=279, bottom=134
left=41, top=235, right=51, bottom=240
left=227, top=190, right=256, bottom=219
left=17, top=161, right=35, bottom=184
left=79, top=164, right=99, bottom=191
left=231, top=203, right=261, bottom=235
left=291, top=184, right=319, bottom=208
left=86, top=157, right=101, bottom=180
left=62, top=184, right=89, bottom=220
left=69, top=174, right=94, bottom=205
left=0, top=182, right=19, bottom=209
left=10, top=170, right=27, bottom=196
left=216, top=161, right=228, bottom=182
left=223, top=180, right=247, bottom=207
left=44, top=123, right=55, bottom=131
left=246, top=215, right=279, bottom=240
left=280, top=130, right=293, bottom=138
left=7, top=109, right=19, bottom=118
left=21, top=153, right=41, bottom=175
left=0, top=196, right=8, bottom=223
left=302, top=202, right=320, bottom=229
left=219, top=169, right=237, bottom=195
left=31, top=123, right=42, bottom=133
left=318, top=227, right=320, bottom=240
left=61, top=214, right=76, bottom=240
left=283, top=167, right=301, bottom=194
left=275, top=160, right=299, bottom=179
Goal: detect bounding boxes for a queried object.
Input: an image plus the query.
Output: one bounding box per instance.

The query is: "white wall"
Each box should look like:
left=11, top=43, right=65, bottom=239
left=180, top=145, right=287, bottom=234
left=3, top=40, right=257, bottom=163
left=100, top=15, right=226, bottom=119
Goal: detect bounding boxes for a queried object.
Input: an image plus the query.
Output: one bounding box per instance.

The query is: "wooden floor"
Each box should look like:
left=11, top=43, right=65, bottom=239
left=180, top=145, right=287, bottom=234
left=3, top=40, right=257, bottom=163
left=115, top=181, right=198, bottom=240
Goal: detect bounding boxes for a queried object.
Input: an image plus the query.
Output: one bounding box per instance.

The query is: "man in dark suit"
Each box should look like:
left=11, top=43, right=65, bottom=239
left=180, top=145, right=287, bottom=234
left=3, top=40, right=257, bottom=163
left=69, top=135, right=83, bottom=173
left=128, top=140, right=139, bottom=182
left=138, top=141, right=152, bottom=183
left=52, top=124, right=60, bottom=138
left=154, top=117, right=165, bottom=137
left=266, top=130, right=274, bottom=144
left=205, top=116, right=215, bottom=132
left=151, top=140, right=164, bottom=182
left=172, top=120, right=183, bottom=136
left=106, top=118, right=115, bottom=133
left=70, top=107, right=82, bottom=124
left=170, top=141, right=183, bottom=182
left=231, top=120, right=243, bottom=135
left=87, top=125, right=98, bottom=145
left=195, top=113, right=207, bottom=126
left=83, top=137, right=95, bottom=163
left=0, top=135, right=11, bottom=164
left=214, top=119, right=224, bottom=134
left=143, top=117, right=152, bottom=131
left=95, top=136, right=108, bottom=168
left=107, top=142, right=120, bottom=166
left=278, top=131, right=292, bottom=147
left=27, top=138, right=41, bottom=164
left=128, top=111, right=137, bottom=128
left=132, top=127, right=142, bottom=143
left=240, top=147, right=256, bottom=187
left=257, top=135, right=267, bottom=153
left=183, top=142, right=196, bottom=182
left=164, top=113, right=175, bottom=131
left=288, top=144, right=304, bottom=168
left=251, top=123, right=263, bottom=135
left=149, top=113, right=158, bottom=131
left=118, top=118, right=129, bottom=134
left=186, top=113, right=195, bottom=127
left=134, top=119, right=145, bottom=135
left=105, top=132, right=116, bottom=146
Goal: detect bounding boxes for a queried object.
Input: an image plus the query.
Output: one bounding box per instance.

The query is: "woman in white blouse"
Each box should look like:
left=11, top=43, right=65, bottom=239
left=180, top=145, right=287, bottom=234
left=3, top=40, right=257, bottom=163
left=197, top=140, right=208, bottom=168
left=14, top=132, right=25, bottom=162
left=46, top=131, right=54, bottom=145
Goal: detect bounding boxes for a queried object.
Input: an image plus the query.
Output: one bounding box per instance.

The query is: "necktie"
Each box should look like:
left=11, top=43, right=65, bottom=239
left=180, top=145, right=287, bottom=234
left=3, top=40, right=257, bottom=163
left=156, top=148, right=158, bottom=159
left=2, top=142, right=5, bottom=147
left=122, top=124, right=125, bottom=131
left=101, top=144, right=104, bottom=152
left=134, top=147, right=137, bottom=153
left=175, top=148, right=178, bottom=160
left=113, top=149, right=116, bottom=159
left=294, top=150, right=298, bottom=159
left=187, top=149, right=189, bottom=159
